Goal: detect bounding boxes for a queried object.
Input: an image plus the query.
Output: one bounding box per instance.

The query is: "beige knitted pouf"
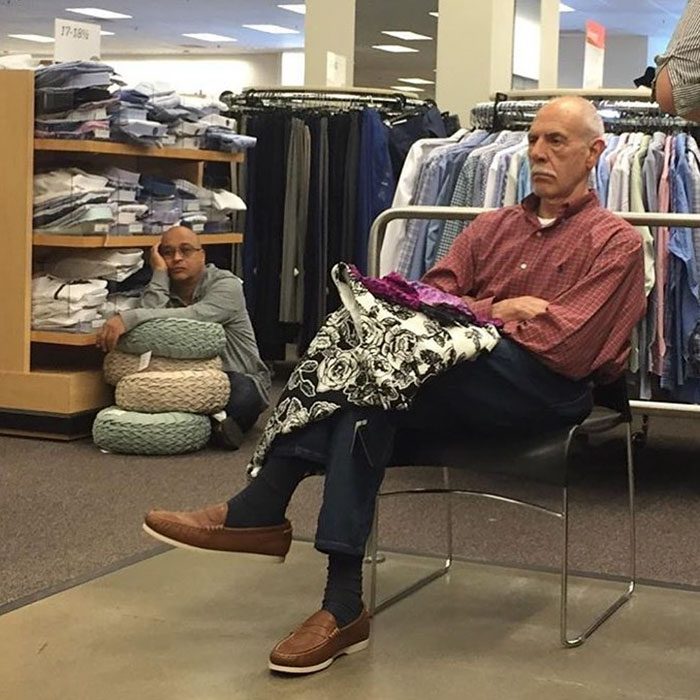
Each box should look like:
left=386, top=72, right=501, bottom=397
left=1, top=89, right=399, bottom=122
left=116, top=369, right=230, bottom=414
left=104, top=350, right=223, bottom=386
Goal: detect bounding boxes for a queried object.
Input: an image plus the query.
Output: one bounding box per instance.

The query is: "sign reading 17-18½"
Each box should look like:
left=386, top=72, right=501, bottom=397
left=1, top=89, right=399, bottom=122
left=54, top=18, right=101, bottom=62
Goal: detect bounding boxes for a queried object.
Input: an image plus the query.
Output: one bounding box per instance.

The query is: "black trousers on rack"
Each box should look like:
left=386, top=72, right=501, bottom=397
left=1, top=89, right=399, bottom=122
left=244, top=111, right=289, bottom=360
left=300, top=115, right=329, bottom=353
left=326, top=113, right=352, bottom=312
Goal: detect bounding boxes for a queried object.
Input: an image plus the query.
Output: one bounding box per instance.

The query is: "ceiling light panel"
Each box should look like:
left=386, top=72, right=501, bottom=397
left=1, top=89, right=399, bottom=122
left=100, top=30, right=115, bottom=35
left=242, top=24, right=299, bottom=34
left=381, top=31, right=432, bottom=41
left=278, top=3, right=306, bottom=14
left=398, top=77, right=434, bottom=85
left=560, top=3, right=575, bottom=11
left=429, top=12, right=439, bottom=18
left=390, top=86, right=424, bottom=92
left=8, top=34, right=55, bottom=43
left=182, top=33, right=237, bottom=42
left=372, top=45, right=419, bottom=53
left=65, top=7, right=132, bottom=19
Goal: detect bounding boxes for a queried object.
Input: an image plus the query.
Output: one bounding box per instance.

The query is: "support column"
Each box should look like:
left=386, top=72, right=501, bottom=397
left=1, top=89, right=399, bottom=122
left=436, top=0, right=515, bottom=124
left=540, top=0, right=560, bottom=88
left=305, top=0, right=356, bottom=87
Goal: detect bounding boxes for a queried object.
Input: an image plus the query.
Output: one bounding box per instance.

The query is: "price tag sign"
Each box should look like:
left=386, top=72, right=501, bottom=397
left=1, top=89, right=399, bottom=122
left=54, top=18, right=101, bottom=62
left=138, top=351, right=152, bottom=372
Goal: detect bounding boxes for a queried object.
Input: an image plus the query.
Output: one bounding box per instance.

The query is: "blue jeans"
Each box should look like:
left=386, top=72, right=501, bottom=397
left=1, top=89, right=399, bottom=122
left=225, top=371, right=267, bottom=432
left=268, top=339, right=593, bottom=557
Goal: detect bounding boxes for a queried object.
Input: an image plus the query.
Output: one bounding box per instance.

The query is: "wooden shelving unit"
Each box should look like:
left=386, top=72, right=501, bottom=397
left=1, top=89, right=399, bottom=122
left=33, top=232, right=243, bottom=248
left=0, top=71, right=247, bottom=438
left=30, top=331, right=99, bottom=346
left=35, top=138, right=245, bottom=162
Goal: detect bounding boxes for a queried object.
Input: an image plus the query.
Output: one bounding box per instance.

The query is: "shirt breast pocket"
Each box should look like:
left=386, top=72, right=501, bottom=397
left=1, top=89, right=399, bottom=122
left=533, top=255, right=575, bottom=297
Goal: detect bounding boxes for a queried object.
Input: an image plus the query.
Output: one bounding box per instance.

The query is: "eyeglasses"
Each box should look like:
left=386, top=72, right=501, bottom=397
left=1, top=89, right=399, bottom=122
left=158, top=245, right=203, bottom=259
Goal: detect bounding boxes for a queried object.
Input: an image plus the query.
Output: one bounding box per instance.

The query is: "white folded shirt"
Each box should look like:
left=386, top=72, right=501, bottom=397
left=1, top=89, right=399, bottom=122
left=32, top=276, right=109, bottom=304
left=42, top=248, right=144, bottom=282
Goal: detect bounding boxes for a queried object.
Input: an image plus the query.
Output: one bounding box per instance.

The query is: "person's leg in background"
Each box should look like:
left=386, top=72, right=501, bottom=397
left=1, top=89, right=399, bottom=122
left=211, top=371, right=267, bottom=450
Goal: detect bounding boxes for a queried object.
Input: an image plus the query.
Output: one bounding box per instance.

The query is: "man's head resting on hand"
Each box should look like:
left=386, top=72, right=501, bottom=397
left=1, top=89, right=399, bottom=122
left=155, top=225, right=206, bottom=284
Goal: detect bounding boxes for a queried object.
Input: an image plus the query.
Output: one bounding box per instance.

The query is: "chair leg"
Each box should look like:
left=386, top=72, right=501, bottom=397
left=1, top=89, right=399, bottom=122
left=368, top=467, right=454, bottom=617
left=560, top=423, right=636, bottom=647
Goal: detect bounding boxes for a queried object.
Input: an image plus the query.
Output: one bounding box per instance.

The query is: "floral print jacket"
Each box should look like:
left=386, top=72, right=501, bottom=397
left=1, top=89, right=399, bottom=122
left=247, top=263, right=500, bottom=476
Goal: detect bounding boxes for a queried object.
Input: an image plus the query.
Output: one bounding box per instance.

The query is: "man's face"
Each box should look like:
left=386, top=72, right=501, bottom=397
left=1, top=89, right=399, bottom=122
left=527, top=105, right=602, bottom=202
left=159, top=228, right=205, bottom=283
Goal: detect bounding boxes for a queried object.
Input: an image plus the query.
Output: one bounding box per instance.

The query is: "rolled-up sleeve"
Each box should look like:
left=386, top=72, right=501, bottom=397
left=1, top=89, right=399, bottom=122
left=506, top=232, right=646, bottom=382
left=654, top=0, right=700, bottom=117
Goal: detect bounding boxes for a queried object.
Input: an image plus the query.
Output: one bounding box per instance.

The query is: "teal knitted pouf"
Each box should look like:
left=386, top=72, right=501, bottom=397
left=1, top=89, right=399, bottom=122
left=117, top=318, right=226, bottom=359
left=93, top=407, right=211, bottom=455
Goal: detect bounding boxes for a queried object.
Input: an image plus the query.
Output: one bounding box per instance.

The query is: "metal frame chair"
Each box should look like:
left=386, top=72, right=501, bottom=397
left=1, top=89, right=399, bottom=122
left=367, top=377, right=636, bottom=648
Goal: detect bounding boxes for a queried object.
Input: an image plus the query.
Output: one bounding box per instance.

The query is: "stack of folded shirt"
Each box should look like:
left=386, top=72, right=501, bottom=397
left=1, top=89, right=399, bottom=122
left=31, top=275, right=108, bottom=332
left=41, top=248, right=144, bottom=283
left=34, top=61, right=121, bottom=140
left=204, top=127, right=257, bottom=153
left=112, top=81, right=176, bottom=146
left=100, top=292, right=142, bottom=319
left=138, top=174, right=181, bottom=233
left=196, top=186, right=247, bottom=232
left=102, top=167, right=147, bottom=233
left=174, top=179, right=206, bottom=231
left=33, top=168, right=116, bottom=233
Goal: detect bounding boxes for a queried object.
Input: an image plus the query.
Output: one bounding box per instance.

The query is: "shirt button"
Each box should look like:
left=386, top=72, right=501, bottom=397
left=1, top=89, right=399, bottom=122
left=536, top=232, right=542, bottom=237
left=520, top=263, right=527, bottom=270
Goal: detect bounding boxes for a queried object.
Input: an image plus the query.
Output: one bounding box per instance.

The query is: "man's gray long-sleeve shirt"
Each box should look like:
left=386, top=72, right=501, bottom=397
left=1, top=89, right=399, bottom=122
left=120, top=264, right=271, bottom=405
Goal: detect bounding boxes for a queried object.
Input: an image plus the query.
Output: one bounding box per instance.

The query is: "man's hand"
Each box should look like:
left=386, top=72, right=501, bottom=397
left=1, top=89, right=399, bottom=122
left=96, top=315, right=127, bottom=353
left=150, top=243, right=167, bottom=271
left=492, top=296, right=549, bottom=323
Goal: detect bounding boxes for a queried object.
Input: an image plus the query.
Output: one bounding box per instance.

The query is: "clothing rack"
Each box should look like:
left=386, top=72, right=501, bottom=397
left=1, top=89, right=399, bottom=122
left=368, top=206, right=700, bottom=431
left=472, top=91, right=692, bottom=133
left=227, top=85, right=426, bottom=116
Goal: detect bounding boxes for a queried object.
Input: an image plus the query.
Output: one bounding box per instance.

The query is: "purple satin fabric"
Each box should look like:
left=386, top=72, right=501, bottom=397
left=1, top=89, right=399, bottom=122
left=351, top=265, right=496, bottom=327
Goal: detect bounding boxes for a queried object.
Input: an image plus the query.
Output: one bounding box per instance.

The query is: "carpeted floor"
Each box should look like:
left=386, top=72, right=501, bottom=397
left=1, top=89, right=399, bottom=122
left=2, top=379, right=700, bottom=613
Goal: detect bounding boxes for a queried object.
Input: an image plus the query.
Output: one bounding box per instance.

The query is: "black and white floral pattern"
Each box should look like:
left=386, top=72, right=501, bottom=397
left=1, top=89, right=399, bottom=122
left=247, top=263, right=500, bottom=475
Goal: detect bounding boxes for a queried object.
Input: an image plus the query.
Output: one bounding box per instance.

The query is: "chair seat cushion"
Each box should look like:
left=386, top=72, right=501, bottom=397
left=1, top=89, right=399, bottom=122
left=391, top=406, right=626, bottom=486
left=93, top=407, right=211, bottom=455
left=103, top=350, right=223, bottom=386
left=115, top=370, right=230, bottom=414
left=117, top=318, right=226, bottom=359
left=577, top=406, right=625, bottom=434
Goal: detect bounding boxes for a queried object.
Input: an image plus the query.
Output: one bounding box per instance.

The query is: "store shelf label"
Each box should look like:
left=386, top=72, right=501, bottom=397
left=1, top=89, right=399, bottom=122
left=54, top=18, right=101, bottom=62
left=138, top=351, right=152, bottom=372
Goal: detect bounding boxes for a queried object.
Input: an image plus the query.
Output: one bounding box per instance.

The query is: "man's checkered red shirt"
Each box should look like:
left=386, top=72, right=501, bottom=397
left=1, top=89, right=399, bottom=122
left=422, top=192, right=646, bottom=383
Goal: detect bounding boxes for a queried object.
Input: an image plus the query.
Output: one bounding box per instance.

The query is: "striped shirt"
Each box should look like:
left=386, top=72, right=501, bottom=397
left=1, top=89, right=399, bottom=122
left=655, top=0, right=700, bottom=117
left=421, top=192, right=646, bottom=383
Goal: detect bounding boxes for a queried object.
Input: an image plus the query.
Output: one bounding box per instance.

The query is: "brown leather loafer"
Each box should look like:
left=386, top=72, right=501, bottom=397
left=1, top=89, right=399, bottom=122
left=142, top=503, right=292, bottom=562
left=268, top=609, right=370, bottom=674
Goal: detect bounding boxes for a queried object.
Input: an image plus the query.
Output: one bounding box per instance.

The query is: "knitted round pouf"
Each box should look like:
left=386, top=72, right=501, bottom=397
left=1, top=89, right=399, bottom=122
left=115, top=369, right=231, bottom=414
left=117, top=319, right=226, bottom=359
left=103, top=351, right=223, bottom=386
left=93, top=407, right=211, bottom=455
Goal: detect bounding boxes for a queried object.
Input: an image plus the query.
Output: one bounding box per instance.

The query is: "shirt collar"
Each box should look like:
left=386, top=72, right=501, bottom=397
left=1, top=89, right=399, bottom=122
left=521, top=190, right=599, bottom=225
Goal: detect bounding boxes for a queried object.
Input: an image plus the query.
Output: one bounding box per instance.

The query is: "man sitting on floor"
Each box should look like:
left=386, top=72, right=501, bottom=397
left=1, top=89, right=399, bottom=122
left=96, top=225, right=270, bottom=448
left=141, top=97, right=646, bottom=675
